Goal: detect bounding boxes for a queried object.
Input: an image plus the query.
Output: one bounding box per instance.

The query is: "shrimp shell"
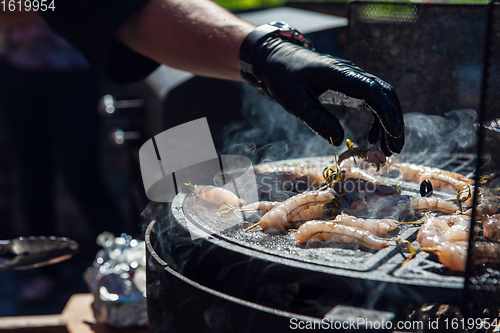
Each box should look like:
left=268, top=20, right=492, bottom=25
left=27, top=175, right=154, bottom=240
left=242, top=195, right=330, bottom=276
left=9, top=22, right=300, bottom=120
left=288, top=204, right=325, bottom=222
left=240, top=201, right=280, bottom=214
left=333, top=213, right=398, bottom=235
left=194, top=185, right=244, bottom=206
left=419, top=172, right=470, bottom=192
left=295, top=221, right=389, bottom=250
left=410, top=196, right=458, bottom=214
left=482, top=214, right=500, bottom=241
left=343, top=165, right=383, bottom=184
left=259, top=188, right=337, bottom=232
left=471, top=241, right=500, bottom=265
left=417, top=215, right=471, bottom=248
left=464, top=187, right=499, bottom=216
left=441, top=215, right=472, bottom=243
left=338, top=148, right=386, bottom=171
left=431, top=241, right=468, bottom=272
left=417, top=216, right=451, bottom=248
left=392, top=162, right=472, bottom=186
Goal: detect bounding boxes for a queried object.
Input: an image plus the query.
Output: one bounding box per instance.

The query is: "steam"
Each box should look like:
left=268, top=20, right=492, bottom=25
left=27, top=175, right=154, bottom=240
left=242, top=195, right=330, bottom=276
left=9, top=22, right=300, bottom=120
left=140, top=96, right=481, bottom=328
left=220, top=85, right=356, bottom=163
left=400, top=109, right=477, bottom=164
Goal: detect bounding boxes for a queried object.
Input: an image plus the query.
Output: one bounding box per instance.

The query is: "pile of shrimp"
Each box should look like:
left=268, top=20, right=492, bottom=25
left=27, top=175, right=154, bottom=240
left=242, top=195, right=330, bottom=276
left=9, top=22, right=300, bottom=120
left=416, top=214, right=500, bottom=272
left=188, top=147, right=500, bottom=269
left=385, top=160, right=499, bottom=216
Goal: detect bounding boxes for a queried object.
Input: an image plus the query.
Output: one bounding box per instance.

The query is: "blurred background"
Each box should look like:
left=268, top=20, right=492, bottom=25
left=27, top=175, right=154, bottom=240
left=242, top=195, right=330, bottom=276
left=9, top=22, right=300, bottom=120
left=0, top=0, right=490, bottom=322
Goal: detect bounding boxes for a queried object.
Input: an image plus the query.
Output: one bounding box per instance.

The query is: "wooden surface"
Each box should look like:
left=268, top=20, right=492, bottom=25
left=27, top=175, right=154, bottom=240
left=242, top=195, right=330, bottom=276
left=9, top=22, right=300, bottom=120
left=0, top=294, right=150, bottom=333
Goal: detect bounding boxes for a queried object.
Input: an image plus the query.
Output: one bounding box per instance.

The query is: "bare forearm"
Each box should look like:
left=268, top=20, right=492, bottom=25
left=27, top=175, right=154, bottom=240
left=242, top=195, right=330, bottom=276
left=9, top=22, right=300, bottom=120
left=116, top=0, right=255, bottom=81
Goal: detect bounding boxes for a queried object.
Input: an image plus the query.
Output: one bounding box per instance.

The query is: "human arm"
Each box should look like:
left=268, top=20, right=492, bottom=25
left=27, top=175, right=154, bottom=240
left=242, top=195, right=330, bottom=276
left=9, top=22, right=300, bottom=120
left=40, top=0, right=404, bottom=153
left=116, top=0, right=404, bottom=153
left=116, top=0, right=255, bottom=82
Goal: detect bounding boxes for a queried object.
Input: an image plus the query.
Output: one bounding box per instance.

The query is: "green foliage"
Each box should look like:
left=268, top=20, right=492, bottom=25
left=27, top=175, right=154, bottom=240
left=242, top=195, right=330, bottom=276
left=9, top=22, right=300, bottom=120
left=212, top=0, right=287, bottom=11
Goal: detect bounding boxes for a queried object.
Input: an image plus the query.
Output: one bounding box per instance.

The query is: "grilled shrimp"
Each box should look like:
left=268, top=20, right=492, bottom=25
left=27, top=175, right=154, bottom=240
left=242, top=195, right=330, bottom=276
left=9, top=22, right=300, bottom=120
left=421, top=241, right=468, bottom=272
left=295, top=221, right=389, bottom=250
left=410, top=196, right=458, bottom=214
left=333, top=213, right=398, bottom=235
left=464, top=186, right=499, bottom=216
left=471, top=241, right=500, bottom=265
left=440, top=215, right=473, bottom=243
left=482, top=214, right=500, bottom=241
left=341, top=161, right=384, bottom=184
left=253, top=165, right=324, bottom=183
left=417, top=215, right=471, bottom=248
left=288, top=204, right=325, bottom=223
left=193, top=185, right=244, bottom=206
left=419, top=172, right=470, bottom=192
left=338, top=148, right=386, bottom=171
left=389, top=162, right=472, bottom=188
left=239, top=201, right=280, bottom=214
left=252, top=188, right=337, bottom=232
left=417, top=216, right=450, bottom=248
left=427, top=240, right=500, bottom=271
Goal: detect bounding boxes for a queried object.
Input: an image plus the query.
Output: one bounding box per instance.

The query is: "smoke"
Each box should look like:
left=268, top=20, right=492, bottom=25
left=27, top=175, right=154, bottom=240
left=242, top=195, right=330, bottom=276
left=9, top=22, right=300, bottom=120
left=220, top=85, right=357, bottom=163
left=400, top=109, right=478, bottom=164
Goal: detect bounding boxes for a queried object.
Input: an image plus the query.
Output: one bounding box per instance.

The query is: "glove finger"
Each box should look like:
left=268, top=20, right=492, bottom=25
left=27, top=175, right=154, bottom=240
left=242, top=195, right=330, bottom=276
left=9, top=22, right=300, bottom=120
left=385, top=129, right=405, bottom=154
left=364, top=80, right=405, bottom=139
left=368, top=117, right=382, bottom=146
left=369, top=112, right=405, bottom=154
left=309, top=64, right=404, bottom=140
left=294, top=91, right=345, bottom=146
left=379, top=131, right=393, bottom=157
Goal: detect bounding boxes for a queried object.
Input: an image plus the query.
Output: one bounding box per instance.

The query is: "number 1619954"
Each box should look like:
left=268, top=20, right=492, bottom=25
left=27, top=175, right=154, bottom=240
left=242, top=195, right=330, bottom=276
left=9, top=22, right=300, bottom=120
left=1, top=0, right=55, bottom=12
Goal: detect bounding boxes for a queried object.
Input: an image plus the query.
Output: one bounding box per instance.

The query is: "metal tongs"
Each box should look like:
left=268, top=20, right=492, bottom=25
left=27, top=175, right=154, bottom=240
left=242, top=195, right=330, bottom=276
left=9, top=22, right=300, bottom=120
left=0, top=236, right=79, bottom=270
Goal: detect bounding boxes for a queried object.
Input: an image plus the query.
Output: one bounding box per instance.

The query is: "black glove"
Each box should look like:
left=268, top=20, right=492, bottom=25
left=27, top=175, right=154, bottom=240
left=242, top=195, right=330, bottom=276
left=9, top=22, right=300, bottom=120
left=241, top=32, right=405, bottom=156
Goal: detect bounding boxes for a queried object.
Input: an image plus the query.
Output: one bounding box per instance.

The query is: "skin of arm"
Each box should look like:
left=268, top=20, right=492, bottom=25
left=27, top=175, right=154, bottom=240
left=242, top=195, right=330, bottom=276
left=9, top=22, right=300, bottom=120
left=116, top=0, right=255, bottom=82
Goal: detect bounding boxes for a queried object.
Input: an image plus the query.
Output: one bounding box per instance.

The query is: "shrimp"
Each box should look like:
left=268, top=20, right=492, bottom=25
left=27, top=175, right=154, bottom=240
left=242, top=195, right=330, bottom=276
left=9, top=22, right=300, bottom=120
left=428, top=241, right=500, bottom=270
left=191, top=184, right=244, bottom=206
left=239, top=201, right=280, bottom=214
left=417, top=215, right=477, bottom=272
left=440, top=215, right=472, bottom=243
left=288, top=204, right=325, bottom=223
left=482, top=214, right=500, bottom=241
left=341, top=161, right=384, bottom=184
left=417, top=216, right=451, bottom=248
left=410, top=196, right=458, bottom=214
left=389, top=162, right=473, bottom=188
left=419, top=172, right=471, bottom=192
left=338, top=148, right=386, bottom=171
left=247, top=188, right=337, bottom=232
left=295, top=220, right=389, bottom=250
left=417, top=215, right=471, bottom=248
left=464, top=187, right=499, bottom=216
left=470, top=241, right=500, bottom=265
left=421, top=241, right=468, bottom=272
left=253, top=165, right=327, bottom=191
left=333, top=213, right=398, bottom=235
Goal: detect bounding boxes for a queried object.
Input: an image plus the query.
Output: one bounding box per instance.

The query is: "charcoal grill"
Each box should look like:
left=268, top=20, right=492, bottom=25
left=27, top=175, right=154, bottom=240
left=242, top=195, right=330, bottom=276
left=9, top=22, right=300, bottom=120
left=145, top=153, right=479, bottom=332
left=142, top=2, right=500, bottom=332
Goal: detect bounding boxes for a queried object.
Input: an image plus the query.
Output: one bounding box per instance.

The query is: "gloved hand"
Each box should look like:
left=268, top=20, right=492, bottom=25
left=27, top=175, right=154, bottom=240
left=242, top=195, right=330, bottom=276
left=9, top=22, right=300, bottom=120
left=246, top=35, right=405, bottom=156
